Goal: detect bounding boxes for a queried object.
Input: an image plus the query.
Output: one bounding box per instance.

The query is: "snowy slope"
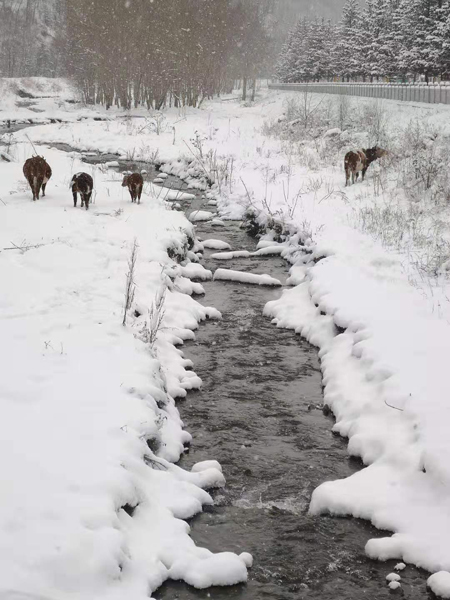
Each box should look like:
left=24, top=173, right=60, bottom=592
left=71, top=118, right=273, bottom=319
left=0, top=143, right=249, bottom=598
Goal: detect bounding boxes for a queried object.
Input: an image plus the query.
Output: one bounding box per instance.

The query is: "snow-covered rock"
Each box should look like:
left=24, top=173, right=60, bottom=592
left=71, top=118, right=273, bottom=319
left=168, top=551, right=248, bottom=589
left=202, top=239, right=231, bottom=251
left=213, top=268, right=282, bottom=286
left=428, top=572, right=450, bottom=598
left=189, top=210, right=214, bottom=222
left=324, top=127, right=342, bottom=137
left=210, top=250, right=251, bottom=260
left=180, top=263, right=213, bottom=281
left=388, top=581, right=401, bottom=590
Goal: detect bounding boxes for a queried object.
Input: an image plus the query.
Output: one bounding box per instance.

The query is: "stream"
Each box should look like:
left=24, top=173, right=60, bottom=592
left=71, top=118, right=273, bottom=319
left=155, top=184, right=430, bottom=599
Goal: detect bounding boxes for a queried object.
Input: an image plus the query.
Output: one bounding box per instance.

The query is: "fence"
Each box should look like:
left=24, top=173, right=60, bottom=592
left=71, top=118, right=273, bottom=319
left=268, top=82, right=450, bottom=105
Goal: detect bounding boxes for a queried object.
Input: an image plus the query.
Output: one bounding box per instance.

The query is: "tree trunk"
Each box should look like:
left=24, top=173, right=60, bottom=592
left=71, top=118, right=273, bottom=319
left=242, top=76, right=247, bottom=101
left=250, top=78, right=256, bottom=101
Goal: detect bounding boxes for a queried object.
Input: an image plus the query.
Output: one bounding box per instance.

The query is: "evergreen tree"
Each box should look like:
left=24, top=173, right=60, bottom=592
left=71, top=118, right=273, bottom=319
left=337, top=0, right=362, bottom=81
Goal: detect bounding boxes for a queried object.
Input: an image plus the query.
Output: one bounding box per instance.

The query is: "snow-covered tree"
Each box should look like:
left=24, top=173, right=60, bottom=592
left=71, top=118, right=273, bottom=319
left=275, top=0, right=450, bottom=83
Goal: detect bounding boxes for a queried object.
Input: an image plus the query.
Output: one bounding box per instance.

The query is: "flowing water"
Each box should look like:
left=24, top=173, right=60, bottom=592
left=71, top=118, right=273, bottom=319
left=154, top=189, right=431, bottom=600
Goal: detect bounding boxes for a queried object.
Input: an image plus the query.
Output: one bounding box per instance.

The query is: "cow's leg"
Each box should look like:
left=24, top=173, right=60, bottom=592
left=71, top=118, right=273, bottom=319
left=85, top=192, right=91, bottom=210
left=362, top=167, right=367, bottom=181
left=73, top=190, right=78, bottom=207
left=42, top=182, right=47, bottom=196
left=32, top=176, right=38, bottom=200
left=30, top=181, right=36, bottom=201
left=36, top=177, right=44, bottom=199
left=137, top=185, right=142, bottom=204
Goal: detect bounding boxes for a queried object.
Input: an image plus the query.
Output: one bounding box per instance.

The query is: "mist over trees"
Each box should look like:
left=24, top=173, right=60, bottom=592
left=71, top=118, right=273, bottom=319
left=277, top=0, right=450, bottom=83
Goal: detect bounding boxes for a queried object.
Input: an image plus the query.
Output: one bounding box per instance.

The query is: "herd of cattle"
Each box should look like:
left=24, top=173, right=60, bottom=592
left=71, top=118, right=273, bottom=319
left=21, top=146, right=387, bottom=207
left=22, top=155, right=144, bottom=209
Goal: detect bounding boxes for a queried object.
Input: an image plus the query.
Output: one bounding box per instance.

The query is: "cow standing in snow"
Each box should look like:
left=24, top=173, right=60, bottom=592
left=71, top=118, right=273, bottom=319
left=122, top=172, right=144, bottom=204
left=71, top=172, right=93, bottom=210
left=344, top=146, right=387, bottom=186
left=23, top=156, right=52, bottom=200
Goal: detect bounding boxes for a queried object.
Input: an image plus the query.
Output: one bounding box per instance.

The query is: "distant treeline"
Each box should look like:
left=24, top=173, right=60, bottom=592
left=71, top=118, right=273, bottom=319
left=277, top=0, right=450, bottom=83
left=65, top=0, right=271, bottom=108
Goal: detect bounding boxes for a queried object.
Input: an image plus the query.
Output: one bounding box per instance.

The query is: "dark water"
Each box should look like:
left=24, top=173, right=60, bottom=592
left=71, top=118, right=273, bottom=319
left=11, top=139, right=429, bottom=598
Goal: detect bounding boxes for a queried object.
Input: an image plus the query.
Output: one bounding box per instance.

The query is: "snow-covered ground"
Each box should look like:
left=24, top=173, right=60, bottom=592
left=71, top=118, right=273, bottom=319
left=3, top=77, right=450, bottom=597
left=0, top=82, right=253, bottom=599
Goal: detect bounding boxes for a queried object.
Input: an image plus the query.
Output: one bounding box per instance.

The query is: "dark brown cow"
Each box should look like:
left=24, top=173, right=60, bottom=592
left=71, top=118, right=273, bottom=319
left=23, top=156, right=52, bottom=200
left=71, top=172, right=93, bottom=210
left=344, top=146, right=387, bottom=186
left=122, top=172, right=144, bottom=204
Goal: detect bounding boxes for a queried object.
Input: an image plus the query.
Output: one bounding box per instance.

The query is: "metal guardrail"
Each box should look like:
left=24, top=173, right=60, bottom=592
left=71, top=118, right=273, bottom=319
left=268, top=82, right=450, bottom=105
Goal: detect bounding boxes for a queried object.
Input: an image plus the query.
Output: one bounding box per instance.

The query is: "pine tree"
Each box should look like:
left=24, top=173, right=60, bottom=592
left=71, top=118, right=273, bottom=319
left=337, top=0, right=362, bottom=81
left=437, top=1, right=450, bottom=77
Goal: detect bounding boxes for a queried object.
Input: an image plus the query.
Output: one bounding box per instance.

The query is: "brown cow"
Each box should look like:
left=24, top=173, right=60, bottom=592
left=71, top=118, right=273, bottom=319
left=23, top=156, right=52, bottom=200
left=122, top=172, right=144, bottom=204
left=71, top=172, right=94, bottom=210
left=344, top=146, right=387, bottom=186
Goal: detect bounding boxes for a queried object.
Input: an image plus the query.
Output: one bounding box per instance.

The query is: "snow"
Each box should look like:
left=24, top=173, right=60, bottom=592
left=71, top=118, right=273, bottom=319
left=211, top=218, right=225, bottom=227
left=211, top=250, right=251, bottom=260
left=213, top=268, right=282, bottom=287
left=210, top=248, right=284, bottom=260
left=189, top=210, right=214, bottom=222
left=252, top=246, right=285, bottom=256
left=168, top=551, right=248, bottom=589
left=179, top=263, right=213, bottom=281
left=386, top=573, right=401, bottom=582
left=201, top=239, right=231, bottom=250
left=191, top=460, right=223, bottom=473
left=388, top=581, right=402, bottom=590
left=428, top=572, right=450, bottom=598
left=395, top=562, right=406, bottom=571
left=239, top=552, right=254, bottom=568
left=324, top=127, right=342, bottom=137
